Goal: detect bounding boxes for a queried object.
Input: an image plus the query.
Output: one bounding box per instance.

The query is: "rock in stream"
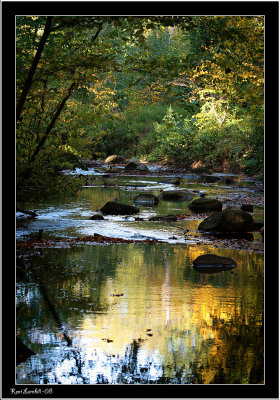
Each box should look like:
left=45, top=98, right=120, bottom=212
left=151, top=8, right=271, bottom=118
left=198, top=206, right=254, bottom=232
left=100, top=201, right=140, bottom=215
left=193, top=254, right=237, bottom=273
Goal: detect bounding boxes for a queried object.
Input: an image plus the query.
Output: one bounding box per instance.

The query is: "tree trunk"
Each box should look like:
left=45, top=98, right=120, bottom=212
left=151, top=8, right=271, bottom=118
left=16, top=16, right=53, bottom=122
left=29, top=81, right=76, bottom=165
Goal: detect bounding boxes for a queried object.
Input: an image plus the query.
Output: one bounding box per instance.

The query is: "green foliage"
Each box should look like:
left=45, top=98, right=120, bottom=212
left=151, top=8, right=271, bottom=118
left=16, top=15, right=264, bottom=196
left=102, top=104, right=171, bottom=157
left=153, top=106, right=195, bottom=164
left=16, top=146, right=85, bottom=199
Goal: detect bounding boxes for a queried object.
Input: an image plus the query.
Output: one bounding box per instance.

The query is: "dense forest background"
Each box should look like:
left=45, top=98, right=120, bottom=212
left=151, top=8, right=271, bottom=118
left=16, top=16, right=264, bottom=195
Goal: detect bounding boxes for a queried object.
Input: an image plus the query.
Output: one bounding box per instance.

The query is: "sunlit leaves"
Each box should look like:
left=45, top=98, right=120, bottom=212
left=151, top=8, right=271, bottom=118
left=16, top=15, right=264, bottom=196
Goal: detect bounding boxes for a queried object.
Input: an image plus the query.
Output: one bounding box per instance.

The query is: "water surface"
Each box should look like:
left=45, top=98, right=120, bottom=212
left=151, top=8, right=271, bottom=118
left=16, top=171, right=264, bottom=384
left=17, top=244, right=263, bottom=384
left=16, top=174, right=263, bottom=245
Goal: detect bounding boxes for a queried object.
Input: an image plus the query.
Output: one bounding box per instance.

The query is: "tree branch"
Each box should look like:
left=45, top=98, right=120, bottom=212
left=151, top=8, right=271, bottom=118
left=29, top=82, right=76, bottom=164
left=92, top=22, right=103, bottom=42
left=17, top=17, right=53, bottom=122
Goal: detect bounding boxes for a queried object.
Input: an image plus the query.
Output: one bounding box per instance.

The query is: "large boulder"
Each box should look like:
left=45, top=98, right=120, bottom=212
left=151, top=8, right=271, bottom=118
left=134, top=193, right=159, bottom=205
left=193, top=254, right=236, bottom=273
left=188, top=198, right=222, bottom=211
left=105, top=155, right=125, bottom=164
left=100, top=201, right=140, bottom=215
left=124, top=158, right=142, bottom=170
left=219, top=206, right=254, bottom=231
left=159, top=190, right=193, bottom=201
left=197, top=212, right=222, bottom=231
left=198, top=206, right=254, bottom=232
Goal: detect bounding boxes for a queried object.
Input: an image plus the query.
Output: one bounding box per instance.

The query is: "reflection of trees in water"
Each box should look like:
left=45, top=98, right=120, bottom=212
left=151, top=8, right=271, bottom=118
left=23, top=246, right=120, bottom=326
left=17, top=244, right=264, bottom=384
left=93, top=338, right=189, bottom=384
left=118, top=338, right=148, bottom=383
left=188, top=312, right=264, bottom=384
left=91, top=338, right=152, bottom=384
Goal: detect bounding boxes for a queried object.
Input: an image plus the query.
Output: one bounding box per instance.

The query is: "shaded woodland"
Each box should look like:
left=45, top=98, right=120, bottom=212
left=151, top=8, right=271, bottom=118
left=17, top=16, right=264, bottom=197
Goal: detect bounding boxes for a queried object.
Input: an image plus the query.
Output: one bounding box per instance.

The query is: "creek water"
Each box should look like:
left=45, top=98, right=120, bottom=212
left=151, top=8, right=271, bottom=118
left=16, top=168, right=264, bottom=384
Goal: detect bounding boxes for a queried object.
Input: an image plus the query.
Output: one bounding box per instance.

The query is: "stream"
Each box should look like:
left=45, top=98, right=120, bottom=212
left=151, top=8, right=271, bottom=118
left=16, top=165, right=264, bottom=384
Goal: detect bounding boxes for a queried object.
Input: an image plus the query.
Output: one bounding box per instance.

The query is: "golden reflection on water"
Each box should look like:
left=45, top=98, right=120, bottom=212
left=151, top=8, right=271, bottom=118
left=17, top=244, right=264, bottom=384
left=76, top=245, right=262, bottom=383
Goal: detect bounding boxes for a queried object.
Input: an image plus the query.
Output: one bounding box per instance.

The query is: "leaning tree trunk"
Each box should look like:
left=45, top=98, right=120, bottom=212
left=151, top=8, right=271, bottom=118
left=28, top=81, right=76, bottom=165
left=16, top=16, right=53, bottom=122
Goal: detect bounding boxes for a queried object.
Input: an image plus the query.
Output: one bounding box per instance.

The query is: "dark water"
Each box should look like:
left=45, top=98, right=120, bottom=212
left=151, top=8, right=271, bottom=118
left=16, top=170, right=264, bottom=384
